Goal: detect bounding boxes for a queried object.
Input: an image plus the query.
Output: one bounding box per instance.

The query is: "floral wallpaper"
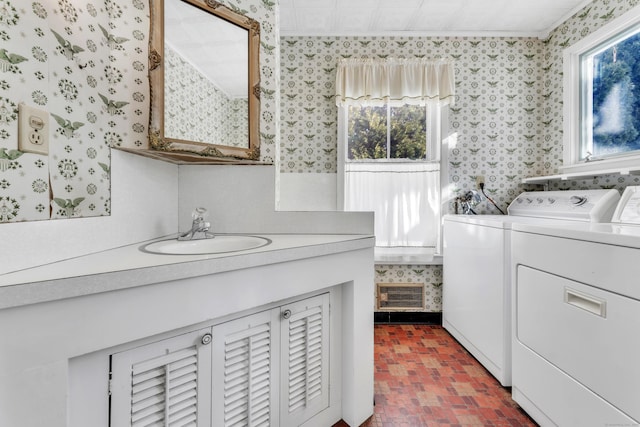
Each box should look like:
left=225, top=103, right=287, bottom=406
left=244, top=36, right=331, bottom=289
left=214, top=0, right=279, bottom=164
left=280, top=35, right=544, bottom=312
left=280, top=0, right=640, bottom=209
left=375, top=265, right=443, bottom=313
left=280, top=36, right=545, bottom=210
left=0, top=0, right=149, bottom=223
left=0, top=0, right=278, bottom=223
left=164, top=46, right=248, bottom=147
left=279, top=0, right=640, bottom=312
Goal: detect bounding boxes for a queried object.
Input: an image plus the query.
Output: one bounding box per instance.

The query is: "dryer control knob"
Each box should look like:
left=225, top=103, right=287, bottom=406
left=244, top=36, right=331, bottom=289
left=570, top=195, right=587, bottom=206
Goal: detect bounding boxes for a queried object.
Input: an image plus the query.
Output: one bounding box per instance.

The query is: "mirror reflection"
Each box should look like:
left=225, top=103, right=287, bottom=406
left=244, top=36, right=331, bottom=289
left=148, top=0, right=261, bottom=163
left=164, top=0, right=249, bottom=148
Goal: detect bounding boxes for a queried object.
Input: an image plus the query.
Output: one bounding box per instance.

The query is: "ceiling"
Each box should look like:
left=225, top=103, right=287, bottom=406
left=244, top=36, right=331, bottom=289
left=165, top=0, right=248, bottom=98
left=279, top=0, right=593, bottom=38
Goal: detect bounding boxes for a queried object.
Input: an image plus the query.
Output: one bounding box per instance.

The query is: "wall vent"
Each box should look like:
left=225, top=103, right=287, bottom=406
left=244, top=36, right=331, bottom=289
left=377, top=283, right=424, bottom=310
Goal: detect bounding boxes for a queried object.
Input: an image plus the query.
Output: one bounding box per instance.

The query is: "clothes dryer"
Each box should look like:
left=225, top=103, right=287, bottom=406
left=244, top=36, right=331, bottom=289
left=442, top=189, right=620, bottom=386
left=510, top=186, right=640, bottom=426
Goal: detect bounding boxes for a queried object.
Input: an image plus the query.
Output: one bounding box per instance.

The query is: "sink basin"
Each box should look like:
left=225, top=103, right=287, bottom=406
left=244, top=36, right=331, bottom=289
left=142, top=235, right=271, bottom=255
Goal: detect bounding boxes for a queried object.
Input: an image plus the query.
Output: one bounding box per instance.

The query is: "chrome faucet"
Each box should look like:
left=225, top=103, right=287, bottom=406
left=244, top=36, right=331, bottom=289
left=178, top=207, right=215, bottom=240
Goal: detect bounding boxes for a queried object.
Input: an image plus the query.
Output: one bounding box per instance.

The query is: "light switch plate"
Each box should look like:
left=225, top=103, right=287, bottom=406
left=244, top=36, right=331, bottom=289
left=18, top=103, right=49, bottom=155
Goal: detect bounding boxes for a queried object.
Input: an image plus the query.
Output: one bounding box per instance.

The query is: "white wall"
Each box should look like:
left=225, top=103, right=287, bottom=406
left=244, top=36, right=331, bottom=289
left=278, top=172, right=337, bottom=211
left=0, top=157, right=373, bottom=276
left=177, top=164, right=277, bottom=233
left=179, top=165, right=373, bottom=235
left=0, top=150, right=179, bottom=274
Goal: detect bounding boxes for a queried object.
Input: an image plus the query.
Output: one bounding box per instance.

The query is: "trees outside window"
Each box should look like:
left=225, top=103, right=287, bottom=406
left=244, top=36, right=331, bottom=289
left=587, top=27, right=640, bottom=158
left=347, top=104, right=428, bottom=161
left=564, top=8, right=640, bottom=173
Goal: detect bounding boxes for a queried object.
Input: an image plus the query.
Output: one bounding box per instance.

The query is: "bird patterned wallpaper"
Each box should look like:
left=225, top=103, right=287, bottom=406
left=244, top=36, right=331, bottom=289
left=375, top=265, right=443, bottom=313
left=164, top=46, right=248, bottom=147
left=280, top=34, right=545, bottom=209
left=0, top=0, right=278, bottom=223
left=279, top=0, right=639, bottom=312
left=0, top=0, right=148, bottom=222
left=281, top=2, right=640, bottom=211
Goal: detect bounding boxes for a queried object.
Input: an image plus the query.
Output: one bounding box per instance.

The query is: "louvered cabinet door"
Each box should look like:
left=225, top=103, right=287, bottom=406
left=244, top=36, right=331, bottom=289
left=280, top=293, right=330, bottom=427
left=110, top=328, right=213, bottom=427
left=211, top=308, right=280, bottom=427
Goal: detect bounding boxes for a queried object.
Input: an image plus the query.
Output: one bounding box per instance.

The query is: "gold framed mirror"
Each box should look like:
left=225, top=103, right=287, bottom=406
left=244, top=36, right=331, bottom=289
left=147, top=0, right=261, bottom=163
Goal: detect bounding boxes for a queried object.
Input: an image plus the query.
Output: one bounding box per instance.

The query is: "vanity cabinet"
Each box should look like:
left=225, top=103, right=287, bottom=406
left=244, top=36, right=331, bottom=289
left=110, top=328, right=213, bottom=426
left=212, top=308, right=278, bottom=427
left=0, top=234, right=374, bottom=427
left=279, top=293, right=330, bottom=426
left=108, top=293, right=330, bottom=427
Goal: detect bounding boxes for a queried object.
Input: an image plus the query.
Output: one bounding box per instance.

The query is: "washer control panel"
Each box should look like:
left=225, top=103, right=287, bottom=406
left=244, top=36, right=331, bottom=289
left=507, top=189, right=620, bottom=222
left=612, top=186, right=640, bottom=224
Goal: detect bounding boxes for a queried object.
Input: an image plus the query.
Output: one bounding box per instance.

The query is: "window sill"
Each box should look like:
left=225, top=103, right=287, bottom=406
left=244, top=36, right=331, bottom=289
left=522, top=160, right=640, bottom=184
left=374, top=247, right=442, bottom=265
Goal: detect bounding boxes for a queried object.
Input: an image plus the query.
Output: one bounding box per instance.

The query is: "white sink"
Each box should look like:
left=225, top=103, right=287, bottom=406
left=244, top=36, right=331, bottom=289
left=142, top=235, right=271, bottom=255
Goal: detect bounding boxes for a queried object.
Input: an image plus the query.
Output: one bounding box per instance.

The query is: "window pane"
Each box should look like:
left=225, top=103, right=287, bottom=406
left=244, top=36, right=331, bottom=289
left=390, top=104, right=427, bottom=160
left=347, top=104, right=427, bottom=160
left=586, top=28, right=640, bottom=159
left=347, top=105, right=388, bottom=160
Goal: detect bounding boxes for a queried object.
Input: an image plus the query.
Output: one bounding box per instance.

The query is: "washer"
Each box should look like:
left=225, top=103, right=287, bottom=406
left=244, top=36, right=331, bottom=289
left=510, top=186, right=640, bottom=426
left=442, top=189, right=620, bottom=387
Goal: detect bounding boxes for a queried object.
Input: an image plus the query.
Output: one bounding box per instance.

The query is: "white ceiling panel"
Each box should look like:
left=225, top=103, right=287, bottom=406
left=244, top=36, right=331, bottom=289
left=165, top=0, right=248, bottom=98
left=373, top=8, right=416, bottom=31
left=279, top=0, right=594, bottom=37
left=295, top=8, right=337, bottom=32
left=335, top=9, right=376, bottom=33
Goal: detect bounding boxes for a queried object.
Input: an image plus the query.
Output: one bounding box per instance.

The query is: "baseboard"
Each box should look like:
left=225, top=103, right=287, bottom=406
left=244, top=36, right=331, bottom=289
left=374, top=311, right=442, bottom=325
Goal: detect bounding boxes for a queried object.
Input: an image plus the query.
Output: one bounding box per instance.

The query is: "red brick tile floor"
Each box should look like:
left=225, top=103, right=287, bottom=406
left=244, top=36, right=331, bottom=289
left=334, top=324, right=537, bottom=427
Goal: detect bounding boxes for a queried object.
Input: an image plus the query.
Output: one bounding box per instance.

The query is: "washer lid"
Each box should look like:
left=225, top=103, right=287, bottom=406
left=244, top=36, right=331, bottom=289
left=442, top=213, right=581, bottom=229
left=507, top=189, right=620, bottom=222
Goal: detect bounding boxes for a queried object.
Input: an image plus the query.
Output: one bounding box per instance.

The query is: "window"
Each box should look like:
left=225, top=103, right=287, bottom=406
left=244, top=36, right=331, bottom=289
left=564, top=6, right=640, bottom=173
left=581, top=24, right=640, bottom=160
left=347, top=104, right=428, bottom=160
left=339, top=102, right=443, bottom=250
left=335, top=58, right=454, bottom=252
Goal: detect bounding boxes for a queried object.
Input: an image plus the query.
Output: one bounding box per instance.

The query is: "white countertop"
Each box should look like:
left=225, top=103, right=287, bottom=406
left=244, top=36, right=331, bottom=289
left=0, top=233, right=374, bottom=309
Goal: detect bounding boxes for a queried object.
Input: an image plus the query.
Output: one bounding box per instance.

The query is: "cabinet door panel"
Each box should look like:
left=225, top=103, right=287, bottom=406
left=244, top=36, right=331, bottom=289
left=281, top=293, right=330, bottom=426
left=212, top=309, right=280, bottom=427
left=110, top=328, right=213, bottom=427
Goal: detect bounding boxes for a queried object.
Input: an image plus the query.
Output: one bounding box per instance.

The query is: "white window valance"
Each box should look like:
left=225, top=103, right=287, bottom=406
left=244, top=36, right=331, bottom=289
left=335, top=58, right=455, bottom=106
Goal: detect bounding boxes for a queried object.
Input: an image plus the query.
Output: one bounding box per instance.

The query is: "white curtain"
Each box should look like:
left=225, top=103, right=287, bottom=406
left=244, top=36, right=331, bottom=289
left=344, top=162, right=440, bottom=248
left=335, top=58, right=455, bottom=106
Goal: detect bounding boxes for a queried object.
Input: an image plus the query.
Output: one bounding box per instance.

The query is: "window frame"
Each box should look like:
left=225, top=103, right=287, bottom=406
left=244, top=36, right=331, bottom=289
left=563, top=5, right=640, bottom=174
left=337, top=102, right=448, bottom=255
left=344, top=102, right=439, bottom=163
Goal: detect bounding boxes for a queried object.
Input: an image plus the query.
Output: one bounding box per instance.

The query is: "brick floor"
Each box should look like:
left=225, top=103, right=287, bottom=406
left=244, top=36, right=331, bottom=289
left=334, top=324, right=537, bottom=427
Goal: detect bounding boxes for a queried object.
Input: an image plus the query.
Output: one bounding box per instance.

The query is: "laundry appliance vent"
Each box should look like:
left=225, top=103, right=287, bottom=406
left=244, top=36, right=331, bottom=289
left=377, top=283, right=424, bottom=310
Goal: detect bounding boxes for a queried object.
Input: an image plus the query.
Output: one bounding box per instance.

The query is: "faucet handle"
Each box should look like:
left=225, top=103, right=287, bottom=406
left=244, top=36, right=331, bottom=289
left=192, top=207, right=208, bottom=221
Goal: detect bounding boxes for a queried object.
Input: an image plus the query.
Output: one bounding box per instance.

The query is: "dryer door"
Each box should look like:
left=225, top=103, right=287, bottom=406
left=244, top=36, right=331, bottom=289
left=516, top=265, right=640, bottom=423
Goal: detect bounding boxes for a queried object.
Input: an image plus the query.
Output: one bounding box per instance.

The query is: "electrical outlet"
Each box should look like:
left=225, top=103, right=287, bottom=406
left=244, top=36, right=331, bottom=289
left=18, top=103, right=49, bottom=155
left=476, top=175, right=485, bottom=189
